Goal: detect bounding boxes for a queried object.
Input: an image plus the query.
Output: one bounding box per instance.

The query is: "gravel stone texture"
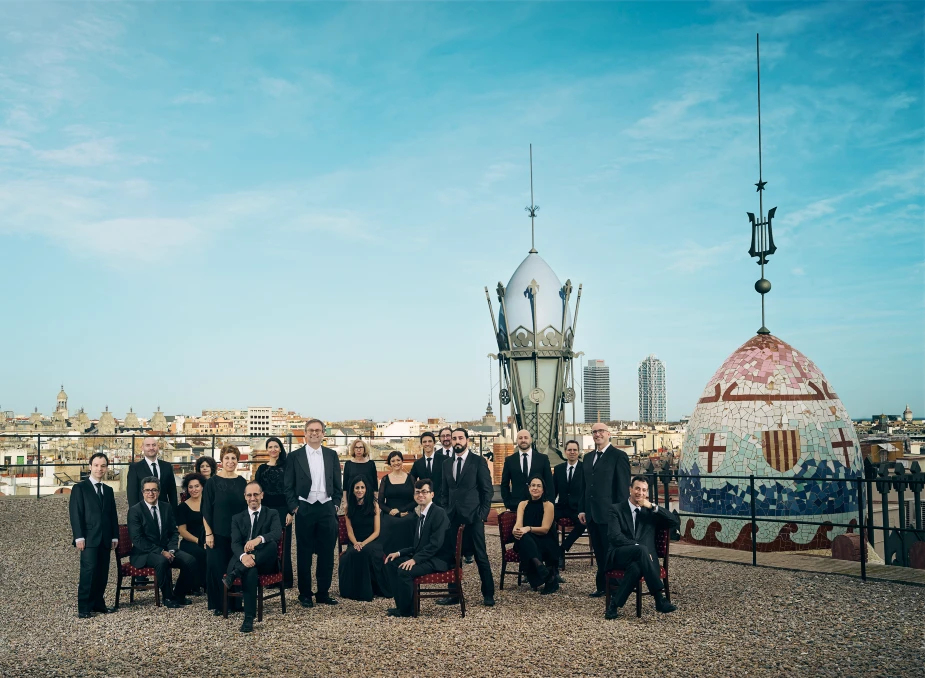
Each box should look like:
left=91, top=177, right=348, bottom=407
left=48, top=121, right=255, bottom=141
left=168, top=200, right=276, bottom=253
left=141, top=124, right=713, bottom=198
left=1, top=495, right=923, bottom=677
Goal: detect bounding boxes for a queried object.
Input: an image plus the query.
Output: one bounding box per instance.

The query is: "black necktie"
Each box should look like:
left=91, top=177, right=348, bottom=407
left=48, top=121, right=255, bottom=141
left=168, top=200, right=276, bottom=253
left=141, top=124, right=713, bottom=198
left=418, top=511, right=425, bottom=539
left=633, top=507, right=640, bottom=537
left=522, top=453, right=529, bottom=478
left=151, top=505, right=161, bottom=535
left=594, top=452, right=600, bottom=466
left=567, top=465, right=573, bottom=485
left=251, top=511, right=259, bottom=539
left=95, top=482, right=103, bottom=503
left=426, top=457, right=432, bottom=474
left=150, top=461, right=158, bottom=479
left=455, top=457, right=462, bottom=481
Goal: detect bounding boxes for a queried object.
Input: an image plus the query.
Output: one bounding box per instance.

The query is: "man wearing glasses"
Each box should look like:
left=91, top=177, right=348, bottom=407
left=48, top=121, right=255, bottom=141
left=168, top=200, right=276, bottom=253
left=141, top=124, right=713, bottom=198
left=127, top=478, right=196, bottom=608
left=384, top=478, right=449, bottom=617
left=284, top=418, right=342, bottom=608
left=578, top=423, right=631, bottom=597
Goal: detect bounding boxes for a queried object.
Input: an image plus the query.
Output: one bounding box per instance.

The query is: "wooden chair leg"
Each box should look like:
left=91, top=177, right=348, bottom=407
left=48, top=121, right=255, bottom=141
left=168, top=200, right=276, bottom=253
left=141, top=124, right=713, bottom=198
left=280, top=582, right=287, bottom=614
left=223, top=585, right=229, bottom=619
left=635, top=582, right=642, bottom=618
left=129, top=578, right=135, bottom=605
left=459, top=582, right=466, bottom=619
left=257, top=584, right=263, bottom=622
left=115, top=575, right=122, bottom=610
left=500, top=564, right=506, bottom=591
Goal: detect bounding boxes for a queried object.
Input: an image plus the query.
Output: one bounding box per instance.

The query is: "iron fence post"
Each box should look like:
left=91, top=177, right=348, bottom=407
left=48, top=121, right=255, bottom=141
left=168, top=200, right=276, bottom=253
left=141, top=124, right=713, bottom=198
left=131, top=434, right=136, bottom=463
left=36, top=434, right=42, bottom=500
left=856, top=476, right=866, bottom=582
left=212, top=435, right=216, bottom=459
left=287, top=433, right=292, bottom=453
left=749, top=474, right=757, bottom=566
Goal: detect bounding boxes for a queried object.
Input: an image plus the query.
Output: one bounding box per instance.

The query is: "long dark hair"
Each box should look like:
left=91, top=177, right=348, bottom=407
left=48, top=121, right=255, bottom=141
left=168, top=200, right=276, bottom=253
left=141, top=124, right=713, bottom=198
left=265, top=437, right=287, bottom=466
left=346, top=477, right=374, bottom=519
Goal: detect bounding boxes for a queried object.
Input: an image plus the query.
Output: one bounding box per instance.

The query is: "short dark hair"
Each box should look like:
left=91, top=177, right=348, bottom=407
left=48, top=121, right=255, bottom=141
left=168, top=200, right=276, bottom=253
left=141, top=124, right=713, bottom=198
left=195, top=456, right=217, bottom=477
left=414, top=478, right=434, bottom=493
left=265, top=437, right=287, bottom=465
left=631, top=475, right=649, bottom=486
left=386, top=450, right=404, bottom=465
left=141, top=476, right=160, bottom=489
left=438, top=427, right=453, bottom=437
left=304, top=418, right=324, bottom=430
left=245, top=480, right=263, bottom=493
left=420, top=431, right=435, bottom=443
left=88, top=452, right=109, bottom=466
left=182, top=472, right=206, bottom=492
left=564, top=440, right=580, bottom=450
left=451, top=427, right=468, bottom=440
left=220, top=444, right=240, bottom=461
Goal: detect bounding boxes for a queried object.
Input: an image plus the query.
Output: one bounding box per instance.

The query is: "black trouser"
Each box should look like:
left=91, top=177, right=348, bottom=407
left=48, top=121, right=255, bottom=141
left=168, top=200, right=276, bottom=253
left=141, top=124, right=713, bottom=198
left=134, top=550, right=196, bottom=601
left=447, top=517, right=494, bottom=598
left=513, top=533, right=555, bottom=589
left=606, top=544, right=664, bottom=607
left=179, top=540, right=207, bottom=592
left=588, top=521, right=609, bottom=592
left=556, top=506, right=586, bottom=552
left=386, top=556, right=439, bottom=616
left=206, top=534, right=234, bottom=610
left=295, top=500, right=337, bottom=599
left=226, top=544, right=279, bottom=618
left=264, top=497, right=294, bottom=587
left=77, top=544, right=112, bottom=612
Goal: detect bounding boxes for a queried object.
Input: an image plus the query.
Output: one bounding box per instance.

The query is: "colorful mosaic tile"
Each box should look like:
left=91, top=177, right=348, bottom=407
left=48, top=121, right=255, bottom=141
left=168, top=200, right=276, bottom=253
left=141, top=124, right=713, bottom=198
left=679, top=334, right=862, bottom=551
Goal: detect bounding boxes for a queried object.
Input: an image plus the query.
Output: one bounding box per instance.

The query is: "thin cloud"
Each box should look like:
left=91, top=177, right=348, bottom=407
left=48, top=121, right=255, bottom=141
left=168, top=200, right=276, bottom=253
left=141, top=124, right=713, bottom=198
left=172, top=91, right=215, bottom=105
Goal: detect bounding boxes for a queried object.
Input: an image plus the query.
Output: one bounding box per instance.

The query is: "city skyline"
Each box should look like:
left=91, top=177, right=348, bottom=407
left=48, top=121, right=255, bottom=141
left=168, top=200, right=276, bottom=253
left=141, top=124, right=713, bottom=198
left=1, top=3, right=922, bottom=421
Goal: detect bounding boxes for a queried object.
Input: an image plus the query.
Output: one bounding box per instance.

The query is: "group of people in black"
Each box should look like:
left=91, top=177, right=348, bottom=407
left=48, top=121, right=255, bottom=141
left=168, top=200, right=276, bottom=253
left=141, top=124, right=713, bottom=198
left=69, top=420, right=679, bottom=631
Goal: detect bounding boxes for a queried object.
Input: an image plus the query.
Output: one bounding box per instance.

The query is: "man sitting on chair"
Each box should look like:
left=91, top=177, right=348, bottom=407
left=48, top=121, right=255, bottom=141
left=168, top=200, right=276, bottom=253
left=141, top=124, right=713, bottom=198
left=604, top=475, right=679, bottom=620
left=384, top=478, right=449, bottom=618
left=127, top=477, right=195, bottom=608
left=223, top=481, right=282, bottom=633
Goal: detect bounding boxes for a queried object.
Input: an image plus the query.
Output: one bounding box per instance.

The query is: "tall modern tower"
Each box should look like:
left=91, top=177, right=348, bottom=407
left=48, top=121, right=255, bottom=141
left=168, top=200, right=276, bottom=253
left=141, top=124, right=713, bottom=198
left=583, top=359, right=610, bottom=423
left=638, top=354, right=667, bottom=423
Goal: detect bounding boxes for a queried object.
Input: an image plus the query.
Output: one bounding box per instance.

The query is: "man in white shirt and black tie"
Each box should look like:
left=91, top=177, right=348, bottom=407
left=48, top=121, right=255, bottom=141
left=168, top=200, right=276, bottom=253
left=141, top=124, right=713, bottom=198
left=604, top=475, right=679, bottom=619
left=437, top=427, right=454, bottom=458
left=553, top=440, right=585, bottom=567
left=500, top=429, right=554, bottom=511
left=223, top=481, right=282, bottom=633
left=126, top=437, right=178, bottom=510
left=410, top=431, right=446, bottom=505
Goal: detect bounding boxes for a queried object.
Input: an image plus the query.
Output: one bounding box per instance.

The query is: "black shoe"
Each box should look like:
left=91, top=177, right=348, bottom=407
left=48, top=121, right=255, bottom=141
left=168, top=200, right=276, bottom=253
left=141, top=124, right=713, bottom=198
left=240, top=616, right=254, bottom=633
left=654, top=593, right=677, bottom=614
left=588, top=590, right=606, bottom=598
left=464, top=555, right=473, bottom=564
left=541, top=579, right=560, bottom=595
left=222, top=573, right=235, bottom=590
left=163, top=598, right=182, bottom=609
left=604, top=602, right=621, bottom=620
left=436, top=597, right=460, bottom=606
left=315, top=595, right=338, bottom=606
left=298, top=594, right=314, bottom=608
left=555, top=573, right=566, bottom=584
left=191, top=587, right=204, bottom=596
left=212, top=609, right=223, bottom=616
left=558, top=553, right=566, bottom=569
left=482, top=596, right=495, bottom=607
left=536, top=564, right=550, bottom=583
left=91, top=606, right=116, bottom=614
left=173, top=596, right=192, bottom=606
left=78, top=611, right=93, bottom=619
left=386, top=607, right=409, bottom=617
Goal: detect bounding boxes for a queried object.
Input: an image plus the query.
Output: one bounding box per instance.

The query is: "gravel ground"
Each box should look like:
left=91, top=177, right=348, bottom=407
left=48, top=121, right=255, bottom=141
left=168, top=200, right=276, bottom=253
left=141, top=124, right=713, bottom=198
left=1, top=495, right=922, bottom=678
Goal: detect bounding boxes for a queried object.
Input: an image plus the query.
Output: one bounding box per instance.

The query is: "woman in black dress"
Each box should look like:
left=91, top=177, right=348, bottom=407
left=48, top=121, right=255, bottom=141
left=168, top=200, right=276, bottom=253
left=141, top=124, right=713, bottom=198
left=377, top=451, right=416, bottom=555
left=202, top=445, right=247, bottom=614
left=254, top=437, right=293, bottom=588
left=338, top=477, right=390, bottom=601
left=177, top=472, right=208, bottom=595
left=342, top=439, right=378, bottom=509
left=513, top=476, right=560, bottom=594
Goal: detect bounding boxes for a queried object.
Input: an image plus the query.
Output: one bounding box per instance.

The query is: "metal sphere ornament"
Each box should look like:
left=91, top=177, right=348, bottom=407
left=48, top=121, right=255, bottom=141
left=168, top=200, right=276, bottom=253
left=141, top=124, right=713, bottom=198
left=499, top=389, right=512, bottom=405
left=563, top=387, right=576, bottom=403
left=755, top=278, right=771, bottom=294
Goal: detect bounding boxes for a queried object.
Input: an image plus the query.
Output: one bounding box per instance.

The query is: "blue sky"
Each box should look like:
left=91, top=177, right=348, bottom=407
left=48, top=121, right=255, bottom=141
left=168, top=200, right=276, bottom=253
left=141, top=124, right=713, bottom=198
left=1, top=2, right=922, bottom=423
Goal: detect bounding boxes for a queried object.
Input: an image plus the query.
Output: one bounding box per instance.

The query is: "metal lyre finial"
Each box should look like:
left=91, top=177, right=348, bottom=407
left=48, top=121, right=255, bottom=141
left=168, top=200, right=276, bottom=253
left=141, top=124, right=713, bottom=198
left=747, top=33, right=778, bottom=336
left=525, top=144, right=539, bottom=253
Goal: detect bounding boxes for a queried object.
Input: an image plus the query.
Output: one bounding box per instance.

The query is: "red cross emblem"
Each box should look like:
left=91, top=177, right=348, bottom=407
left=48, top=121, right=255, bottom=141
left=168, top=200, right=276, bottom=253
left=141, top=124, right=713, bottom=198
left=831, top=428, right=855, bottom=467
left=698, top=433, right=726, bottom=473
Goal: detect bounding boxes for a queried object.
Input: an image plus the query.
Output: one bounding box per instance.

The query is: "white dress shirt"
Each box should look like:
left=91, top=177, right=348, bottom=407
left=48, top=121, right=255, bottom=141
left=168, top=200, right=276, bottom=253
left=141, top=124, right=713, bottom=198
left=453, top=449, right=470, bottom=480
left=591, top=443, right=611, bottom=466
left=520, top=450, right=532, bottom=476
left=300, top=445, right=331, bottom=504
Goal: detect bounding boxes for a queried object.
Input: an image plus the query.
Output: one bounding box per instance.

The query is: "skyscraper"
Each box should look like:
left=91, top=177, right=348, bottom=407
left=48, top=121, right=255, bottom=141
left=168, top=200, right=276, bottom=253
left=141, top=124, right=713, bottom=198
left=638, top=354, right=667, bottom=423
left=583, top=359, right=610, bottom=423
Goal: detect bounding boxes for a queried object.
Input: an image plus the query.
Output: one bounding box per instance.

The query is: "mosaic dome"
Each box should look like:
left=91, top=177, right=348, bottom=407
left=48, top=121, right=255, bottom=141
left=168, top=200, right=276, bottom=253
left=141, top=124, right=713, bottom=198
left=678, top=333, right=861, bottom=551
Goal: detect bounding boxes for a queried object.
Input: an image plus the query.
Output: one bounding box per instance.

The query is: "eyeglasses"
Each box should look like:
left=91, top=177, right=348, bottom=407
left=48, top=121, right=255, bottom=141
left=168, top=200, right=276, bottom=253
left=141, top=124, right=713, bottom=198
left=414, top=490, right=432, bottom=495
left=592, top=430, right=608, bottom=434
left=143, top=489, right=159, bottom=494
left=244, top=493, right=261, bottom=498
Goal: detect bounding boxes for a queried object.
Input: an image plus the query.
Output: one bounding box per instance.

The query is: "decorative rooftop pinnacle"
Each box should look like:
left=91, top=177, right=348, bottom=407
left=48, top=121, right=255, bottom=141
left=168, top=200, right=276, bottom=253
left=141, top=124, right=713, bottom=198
left=525, top=144, right=539, bottom=254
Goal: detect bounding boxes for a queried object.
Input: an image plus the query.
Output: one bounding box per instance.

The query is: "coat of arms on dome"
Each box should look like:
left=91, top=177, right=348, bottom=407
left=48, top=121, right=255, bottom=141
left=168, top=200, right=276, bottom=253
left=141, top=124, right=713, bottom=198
left=762, top=430, right=801, bottom=472
left=698, top=432, right=727, bottom=473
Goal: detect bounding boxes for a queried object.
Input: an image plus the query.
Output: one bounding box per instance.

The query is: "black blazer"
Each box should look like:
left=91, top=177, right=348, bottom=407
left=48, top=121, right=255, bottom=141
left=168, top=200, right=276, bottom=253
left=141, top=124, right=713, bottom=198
left=284, top=445, right=343, bottom=514
left=439, top=451, right=492, bottom=524
left=230, top=506, right=283, bottom=561
left=580, top=445, right=631, bottom=524
left=127, top=501, right=180, bottom=567
left=553, top=460, right=584, bottom=512
left=126, top=458, right=178, bottom=510
left=606, top=501, right=680, bottom=556
left=399, top=503, right=449, bottom=572
left=410, top=452, right=446, bottom=504
left=69, top=479, right=119, bottom=547
left=500, top=448, right=554, bottom=510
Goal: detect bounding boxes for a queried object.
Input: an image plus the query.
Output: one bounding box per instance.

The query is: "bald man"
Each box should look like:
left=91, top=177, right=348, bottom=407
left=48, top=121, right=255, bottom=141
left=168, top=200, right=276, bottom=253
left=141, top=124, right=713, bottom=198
left=127, top=437, right=178, bottom=510
left=500, top=430, right=554, bottom=511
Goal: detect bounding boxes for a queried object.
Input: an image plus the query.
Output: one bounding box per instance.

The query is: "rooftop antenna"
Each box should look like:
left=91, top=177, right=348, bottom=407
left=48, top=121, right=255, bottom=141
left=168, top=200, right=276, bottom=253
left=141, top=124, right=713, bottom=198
left=747, top=33, right=778, bottom=336
left=525, top=144, right=539, bottom=253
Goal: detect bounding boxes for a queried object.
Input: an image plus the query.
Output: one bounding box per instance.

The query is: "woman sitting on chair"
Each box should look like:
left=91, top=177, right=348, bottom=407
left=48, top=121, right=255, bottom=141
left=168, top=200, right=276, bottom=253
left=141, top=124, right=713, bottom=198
left=338, top=477, right=390, bottom=601
left=513, top=476, right=560, bottom=594
left=176, top=472, right=207, bottom=595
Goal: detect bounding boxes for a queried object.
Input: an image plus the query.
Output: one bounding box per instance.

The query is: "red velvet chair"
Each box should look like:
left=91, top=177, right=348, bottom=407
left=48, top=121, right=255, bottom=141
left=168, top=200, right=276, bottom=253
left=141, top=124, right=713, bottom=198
left=114, top=524, right=162, bottom=608
left=557, top=516, right=594, bottom=569
left=604, top=527, right=671, bottom=617
left=337, top=514, right=349, bottom=556
left=412, top=525, right=465, bottom=618
left=222, top=530, right=288, bottom=621
left=497, top=511, right=523, bottom=590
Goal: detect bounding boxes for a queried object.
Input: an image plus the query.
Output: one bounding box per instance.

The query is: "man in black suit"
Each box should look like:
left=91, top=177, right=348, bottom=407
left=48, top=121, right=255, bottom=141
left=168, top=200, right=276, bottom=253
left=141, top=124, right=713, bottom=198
left=384, top=478, right=450, bottom=617
left=69, top=452, right=119, bottom=618
left=500, top=429, right=554, bottom=511
left=410, top=431, right=445, bottom=505
left=222, top=481, right=283, bottom=633
left=127, top=477, right=195, bottom=608
left=438, top=428, right=495, bottom=606
left=553, top=439, right=585, bottom=566
left=437, top=427, right=454, bottom=458
left=604, top=475, right=679, bottom=619
left=126, top=437, right=177, bottom=510
left=578, top=423, right=631, bottom=597
left=284, top=418, right=342, bottom=608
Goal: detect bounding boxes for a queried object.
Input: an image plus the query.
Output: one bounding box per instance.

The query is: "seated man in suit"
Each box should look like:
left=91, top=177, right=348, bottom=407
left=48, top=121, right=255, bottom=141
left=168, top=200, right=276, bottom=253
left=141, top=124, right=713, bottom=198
left=222, top=481, right=282, bottom=633
left=384, top=478, right=449, bottom=618
left=127, top=477, right=196, bottom=608
left=501, top=429, right=554, bottom=512
left=553, top=440, right=585, bottom=569
left=604, top=475, right=679, bottom=619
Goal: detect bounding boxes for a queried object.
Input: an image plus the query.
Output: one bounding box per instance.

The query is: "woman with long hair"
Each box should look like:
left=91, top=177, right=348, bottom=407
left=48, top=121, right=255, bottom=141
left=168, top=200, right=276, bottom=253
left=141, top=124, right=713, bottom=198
left=513, top=476, right=559, bottom=594
left=338, top=477, right=390, bottom=601
left=254, top=437, right=293, bottom=588
left=176, top=472, right=207, bottom=595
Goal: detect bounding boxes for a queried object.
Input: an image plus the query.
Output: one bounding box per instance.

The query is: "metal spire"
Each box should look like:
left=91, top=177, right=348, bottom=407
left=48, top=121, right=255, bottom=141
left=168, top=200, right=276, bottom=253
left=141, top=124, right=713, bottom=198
left=525, top=144, right=539, bottom=253
left=747, top=33, right=778, bottom=336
